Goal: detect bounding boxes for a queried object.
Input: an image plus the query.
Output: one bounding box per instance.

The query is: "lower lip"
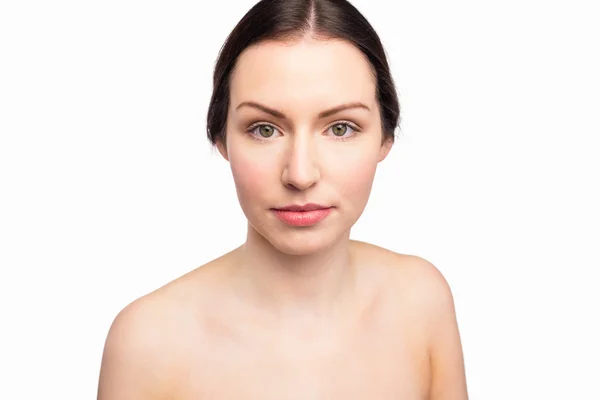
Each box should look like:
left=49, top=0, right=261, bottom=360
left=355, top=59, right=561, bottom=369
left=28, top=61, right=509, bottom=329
left=272, top=207, right=333, bottom=226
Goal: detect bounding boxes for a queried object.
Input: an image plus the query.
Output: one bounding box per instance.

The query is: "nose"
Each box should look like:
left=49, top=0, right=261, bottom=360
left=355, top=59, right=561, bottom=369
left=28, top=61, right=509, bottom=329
left=281, top=134, right=321, bottom=191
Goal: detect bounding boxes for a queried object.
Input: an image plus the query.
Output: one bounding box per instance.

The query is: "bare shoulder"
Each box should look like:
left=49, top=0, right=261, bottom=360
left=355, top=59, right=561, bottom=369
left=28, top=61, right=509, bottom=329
left=352, top=240, right=453, bottom=307
left=97, top=289, right=172, bottom=399
left=360, top=241, right=468, bottom=399
left=97, top=252, right=235, bottom=399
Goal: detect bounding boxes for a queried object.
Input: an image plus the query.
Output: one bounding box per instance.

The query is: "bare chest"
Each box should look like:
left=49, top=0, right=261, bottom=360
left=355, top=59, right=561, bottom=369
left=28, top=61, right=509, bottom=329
left=172, top=321, right=429, bottom=399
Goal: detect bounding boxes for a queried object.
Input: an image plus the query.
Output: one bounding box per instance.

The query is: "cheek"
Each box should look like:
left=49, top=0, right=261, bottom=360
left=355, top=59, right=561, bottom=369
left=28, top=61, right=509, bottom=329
left=229, top=149, right=275, bottom=205
left=327, top=148, right=379, bottom=200
left=340, top=163, right=378, bottom=200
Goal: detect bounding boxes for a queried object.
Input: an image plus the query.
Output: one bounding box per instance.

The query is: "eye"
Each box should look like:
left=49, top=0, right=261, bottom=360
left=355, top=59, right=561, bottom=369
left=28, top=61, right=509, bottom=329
left=246, top=123, right=281, bottom=141
left=327, top=122, right=360, bottom=140
left=246, top=121, right=360, bottom=141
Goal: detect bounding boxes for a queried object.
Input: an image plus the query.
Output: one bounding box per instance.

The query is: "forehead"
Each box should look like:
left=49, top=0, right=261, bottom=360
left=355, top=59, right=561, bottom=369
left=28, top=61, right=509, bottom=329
left=229, top=39, right=377, bottom=111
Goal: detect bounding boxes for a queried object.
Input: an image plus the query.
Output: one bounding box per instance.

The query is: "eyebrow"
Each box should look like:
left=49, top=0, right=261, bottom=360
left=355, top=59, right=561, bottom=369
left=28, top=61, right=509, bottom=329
left=235, top=101, right=370, bottom=120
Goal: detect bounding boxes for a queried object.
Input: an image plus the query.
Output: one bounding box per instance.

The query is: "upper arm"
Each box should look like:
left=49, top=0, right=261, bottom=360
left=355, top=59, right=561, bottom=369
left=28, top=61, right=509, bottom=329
left=97, top=298, right=170, bottom=400
left=425, top=263, right=468, bottom=399
left=407, top=258, right=468, bottom=400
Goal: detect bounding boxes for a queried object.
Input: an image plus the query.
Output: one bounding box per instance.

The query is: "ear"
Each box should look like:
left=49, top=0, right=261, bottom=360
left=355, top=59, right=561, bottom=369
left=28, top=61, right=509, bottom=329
left=216, top=138, right=229, bottom=162
left=378, top=136, right=393, bottom=163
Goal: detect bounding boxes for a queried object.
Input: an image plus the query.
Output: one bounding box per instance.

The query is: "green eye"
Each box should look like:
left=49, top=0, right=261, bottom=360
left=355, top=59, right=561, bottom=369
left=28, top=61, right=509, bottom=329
left=332, top=123, right=348, bottom=136
left=259, top=125, right=274, bottom=137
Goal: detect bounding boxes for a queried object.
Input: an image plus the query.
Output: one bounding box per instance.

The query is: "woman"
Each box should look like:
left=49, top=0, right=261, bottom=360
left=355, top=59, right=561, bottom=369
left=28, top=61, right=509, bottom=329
left=98, top=0, right=468, bottom=398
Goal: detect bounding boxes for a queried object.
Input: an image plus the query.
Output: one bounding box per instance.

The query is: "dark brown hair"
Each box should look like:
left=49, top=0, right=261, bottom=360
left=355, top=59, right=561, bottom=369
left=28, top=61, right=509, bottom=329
left=206, top=0, right=400, bottom=146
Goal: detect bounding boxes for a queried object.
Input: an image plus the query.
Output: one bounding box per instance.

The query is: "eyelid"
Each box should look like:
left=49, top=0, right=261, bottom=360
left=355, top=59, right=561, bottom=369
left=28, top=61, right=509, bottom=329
left=325, top=120, right=361, bottom=141
left=246, top=121, right=283, bottom=141
left=328, top=120, right=361, bottom=132
left=245, top=119, right=362, bottom=141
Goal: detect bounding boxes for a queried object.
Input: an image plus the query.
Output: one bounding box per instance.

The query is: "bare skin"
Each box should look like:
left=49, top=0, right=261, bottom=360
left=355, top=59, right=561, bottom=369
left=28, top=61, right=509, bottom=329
left=97, top=241, right=467, bottom=399
left=98, top=37, right=468, bottom=399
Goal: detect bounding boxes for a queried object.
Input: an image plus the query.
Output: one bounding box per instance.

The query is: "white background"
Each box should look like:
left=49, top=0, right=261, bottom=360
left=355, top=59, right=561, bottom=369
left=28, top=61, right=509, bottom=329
left=1, top=0, right=599, bottom=398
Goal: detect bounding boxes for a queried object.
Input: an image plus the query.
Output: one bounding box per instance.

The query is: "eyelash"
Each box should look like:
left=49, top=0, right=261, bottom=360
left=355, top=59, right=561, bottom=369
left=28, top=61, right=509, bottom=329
left=245, top=121, right=361, bottom=142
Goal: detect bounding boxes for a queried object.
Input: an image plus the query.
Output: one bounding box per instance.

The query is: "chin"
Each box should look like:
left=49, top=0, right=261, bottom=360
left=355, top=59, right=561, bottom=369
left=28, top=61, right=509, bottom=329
left=269, top=234, right=332, bottom=256
left=250, top=219, right=348, bottom=256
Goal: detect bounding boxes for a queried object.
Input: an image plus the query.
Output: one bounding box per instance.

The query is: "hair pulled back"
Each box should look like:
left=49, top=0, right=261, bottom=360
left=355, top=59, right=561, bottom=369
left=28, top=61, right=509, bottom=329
left=206, top=0, right=400, bottom=146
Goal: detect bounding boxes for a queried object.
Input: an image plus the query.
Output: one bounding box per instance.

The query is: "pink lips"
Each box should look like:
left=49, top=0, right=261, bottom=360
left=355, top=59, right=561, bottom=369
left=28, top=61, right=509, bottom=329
left=272, top=203, right=333, bottom=226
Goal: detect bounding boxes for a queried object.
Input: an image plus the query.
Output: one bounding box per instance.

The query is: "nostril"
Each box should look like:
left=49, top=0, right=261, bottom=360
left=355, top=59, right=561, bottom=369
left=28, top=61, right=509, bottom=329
left=284, top=180, right=317, bottom=191
left=281, top=164, right=321, bottom=191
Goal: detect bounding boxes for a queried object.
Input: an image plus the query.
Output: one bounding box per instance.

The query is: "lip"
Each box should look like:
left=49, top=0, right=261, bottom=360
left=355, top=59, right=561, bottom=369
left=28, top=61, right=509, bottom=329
left=274, top=203, right=330, bottom=212
left=271, top=204, right=333, bottom=226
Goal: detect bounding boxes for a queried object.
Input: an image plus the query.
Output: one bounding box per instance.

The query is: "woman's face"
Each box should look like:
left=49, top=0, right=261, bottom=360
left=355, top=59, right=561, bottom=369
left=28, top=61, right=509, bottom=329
left=219, top=38, right=392, bottom=255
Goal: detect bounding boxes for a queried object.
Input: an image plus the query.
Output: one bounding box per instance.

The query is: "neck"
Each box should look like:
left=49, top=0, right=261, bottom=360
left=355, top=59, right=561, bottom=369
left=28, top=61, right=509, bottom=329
left=231, top=224, right=358, bottom=323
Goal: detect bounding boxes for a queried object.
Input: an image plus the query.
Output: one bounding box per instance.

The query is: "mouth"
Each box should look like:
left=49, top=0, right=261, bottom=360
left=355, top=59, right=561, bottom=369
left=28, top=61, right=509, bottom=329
left=271, top=203, right=333, bottom=226
left=273, top=203, right=332, bottom=212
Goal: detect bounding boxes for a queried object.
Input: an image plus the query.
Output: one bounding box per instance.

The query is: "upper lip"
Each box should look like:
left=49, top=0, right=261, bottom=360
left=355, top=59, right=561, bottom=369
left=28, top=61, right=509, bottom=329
left=274, top=203, right=331, bottom=211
